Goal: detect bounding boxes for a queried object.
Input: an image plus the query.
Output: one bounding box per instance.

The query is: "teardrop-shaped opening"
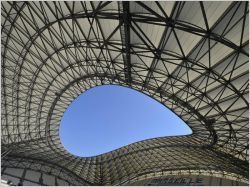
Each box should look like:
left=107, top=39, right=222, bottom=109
left=59, top=85, right=192, bottom=157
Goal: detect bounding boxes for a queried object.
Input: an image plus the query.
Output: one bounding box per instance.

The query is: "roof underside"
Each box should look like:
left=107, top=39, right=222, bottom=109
left=1, top=1, right=249, bottom=185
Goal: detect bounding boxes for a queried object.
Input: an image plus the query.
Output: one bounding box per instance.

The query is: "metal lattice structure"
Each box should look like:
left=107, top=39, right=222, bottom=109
left=1, top=1, right=249, bottom=186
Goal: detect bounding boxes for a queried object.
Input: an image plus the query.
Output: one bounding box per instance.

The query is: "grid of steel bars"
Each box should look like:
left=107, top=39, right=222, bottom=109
left=1, top=1, right=249, bottom=185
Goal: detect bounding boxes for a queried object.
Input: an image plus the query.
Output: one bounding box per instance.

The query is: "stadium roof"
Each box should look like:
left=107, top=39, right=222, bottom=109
left=1, top=1, right=249, bottom=185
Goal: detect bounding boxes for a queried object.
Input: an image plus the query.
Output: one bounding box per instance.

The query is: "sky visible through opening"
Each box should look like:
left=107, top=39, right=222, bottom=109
left=60, top=85, right=192, bottom=157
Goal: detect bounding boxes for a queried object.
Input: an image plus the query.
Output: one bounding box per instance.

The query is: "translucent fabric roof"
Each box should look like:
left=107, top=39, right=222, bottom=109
left=1, top=1, right=249, bottom=185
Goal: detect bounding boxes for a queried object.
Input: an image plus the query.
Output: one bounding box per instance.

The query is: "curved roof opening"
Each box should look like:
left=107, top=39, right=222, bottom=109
left=59, top=85, right=192, bottom=157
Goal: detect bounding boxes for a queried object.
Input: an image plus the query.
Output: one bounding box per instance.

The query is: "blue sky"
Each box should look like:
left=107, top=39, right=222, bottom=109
left=59, top=85, right=192, bottom=157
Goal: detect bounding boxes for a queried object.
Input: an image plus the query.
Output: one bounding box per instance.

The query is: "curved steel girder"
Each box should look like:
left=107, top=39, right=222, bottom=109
left=44, top=73, right=216, bottom=149
left=1, top=137, right=46, bottom=158
left=4, top=7, right=245, bottom=58
left=2, top=50, right=247, bottom=162
left=1, top=2, right=27, bottom=55
left=134, top=1, right=248, bottom=56
left=2, top=155, right=94, bottom=185
left=169, top=51, right=249, bottom=108
left=3, top=3, right=248, bottom=130
left=5, top=27, right=246, bottom=136
left=3, top=6, right=125, bottom=143
left=4, top=10, right=247, bottom=132
left=3, top=139, right=248, bottom=185
left=119, top=169, right=248, bottom=186
left=12, top=43, right=195, bottom=136
left=100, top=145, right=248, bottom=184
left=4, top=42, right=244, bottom=157
left=4, top=3, right=248, bottom=98
left=120, top=1, right=132, bottom=84
left=1, top=2, right=28, bottom=145
left=3, top=69, right=213, bottom=166
left=5, top=62, right=244, bottom=169
left=1, top=1, right=248, bottom=185
left=3, top=144, right=248, bottom=185
left=165, top=41, right=249, bottom=107
left=12, top=40, right=246, bottom=137
left=25, top=52, right=238, bottom=138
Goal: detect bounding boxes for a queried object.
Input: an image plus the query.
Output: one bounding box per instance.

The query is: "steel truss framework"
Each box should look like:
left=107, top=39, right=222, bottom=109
left=1, top=1, right=249, bottom=185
